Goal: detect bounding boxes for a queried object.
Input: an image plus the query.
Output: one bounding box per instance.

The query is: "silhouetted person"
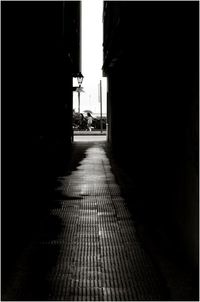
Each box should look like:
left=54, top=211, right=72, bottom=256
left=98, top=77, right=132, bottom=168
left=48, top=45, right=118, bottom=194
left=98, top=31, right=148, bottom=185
left=79, top=113, right=86, bottom=130
left=87, top=112, right=93, bottom=131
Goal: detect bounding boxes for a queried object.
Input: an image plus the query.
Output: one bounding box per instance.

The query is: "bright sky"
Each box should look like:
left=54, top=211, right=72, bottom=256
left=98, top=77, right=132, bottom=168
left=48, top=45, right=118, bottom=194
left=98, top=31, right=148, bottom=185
left=73, top=0, right=107, bottom=115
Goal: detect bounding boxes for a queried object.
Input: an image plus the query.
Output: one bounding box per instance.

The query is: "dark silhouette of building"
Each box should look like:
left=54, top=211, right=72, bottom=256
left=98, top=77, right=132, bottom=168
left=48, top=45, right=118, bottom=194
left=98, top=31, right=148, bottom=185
left=103, top=0, right=198, bottom=275
left=2, top=1, right=81, bottom=287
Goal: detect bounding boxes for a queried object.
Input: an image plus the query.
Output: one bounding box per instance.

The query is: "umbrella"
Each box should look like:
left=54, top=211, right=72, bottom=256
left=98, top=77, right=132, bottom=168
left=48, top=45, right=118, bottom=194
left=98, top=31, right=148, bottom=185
left=83, top=110, right=93, bottom=114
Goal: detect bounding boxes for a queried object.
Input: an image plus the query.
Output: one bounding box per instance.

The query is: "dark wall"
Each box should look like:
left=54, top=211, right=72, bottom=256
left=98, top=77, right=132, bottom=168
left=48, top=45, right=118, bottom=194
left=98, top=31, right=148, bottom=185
left=2, top=1, right=80, bottom=285
left=103, top=2, right=198, bottom=269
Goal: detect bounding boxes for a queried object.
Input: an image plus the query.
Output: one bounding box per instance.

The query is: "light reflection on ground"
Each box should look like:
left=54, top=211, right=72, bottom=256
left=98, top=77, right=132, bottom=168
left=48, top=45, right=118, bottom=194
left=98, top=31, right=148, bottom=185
left=74, top=135, right=107, bottom=142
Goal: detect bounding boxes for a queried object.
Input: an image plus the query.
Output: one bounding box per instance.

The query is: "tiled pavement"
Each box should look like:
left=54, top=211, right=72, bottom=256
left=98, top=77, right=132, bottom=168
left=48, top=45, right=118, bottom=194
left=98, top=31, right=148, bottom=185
left=3, top=139, right=166, bottom=301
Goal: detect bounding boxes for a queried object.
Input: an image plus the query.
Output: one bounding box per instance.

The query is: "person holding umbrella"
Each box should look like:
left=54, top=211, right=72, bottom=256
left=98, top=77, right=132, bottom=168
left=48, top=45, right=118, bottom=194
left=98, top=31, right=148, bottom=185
left=87, top=112, right=93, bottom=132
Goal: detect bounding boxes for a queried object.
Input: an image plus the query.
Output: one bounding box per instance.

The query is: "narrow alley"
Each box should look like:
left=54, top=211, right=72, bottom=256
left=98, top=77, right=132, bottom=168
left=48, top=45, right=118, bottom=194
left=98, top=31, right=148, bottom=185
left=2, top=137, right=166, bottom=301
left=2, top=1, right=199, bottom=301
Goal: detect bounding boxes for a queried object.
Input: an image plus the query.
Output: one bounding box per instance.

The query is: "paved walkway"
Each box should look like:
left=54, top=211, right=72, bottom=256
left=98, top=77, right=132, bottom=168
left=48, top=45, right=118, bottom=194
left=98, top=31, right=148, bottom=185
left=3, top=139, right=166, bottom=301
left=74, top=131, right=107, bottom=136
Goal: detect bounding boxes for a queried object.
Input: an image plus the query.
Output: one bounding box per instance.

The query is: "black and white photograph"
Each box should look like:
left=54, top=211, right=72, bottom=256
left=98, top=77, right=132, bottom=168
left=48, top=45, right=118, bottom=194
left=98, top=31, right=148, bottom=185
left=1, top=0, right=199, bottom=300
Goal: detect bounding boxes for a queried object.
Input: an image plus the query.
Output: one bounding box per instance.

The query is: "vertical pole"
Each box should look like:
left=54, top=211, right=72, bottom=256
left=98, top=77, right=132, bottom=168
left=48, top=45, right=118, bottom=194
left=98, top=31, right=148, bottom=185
left=98, top=83, right=100, bottom=131
left=78, top=85, right=80, bottom=113
left=100, top=79, right=103, bottom=133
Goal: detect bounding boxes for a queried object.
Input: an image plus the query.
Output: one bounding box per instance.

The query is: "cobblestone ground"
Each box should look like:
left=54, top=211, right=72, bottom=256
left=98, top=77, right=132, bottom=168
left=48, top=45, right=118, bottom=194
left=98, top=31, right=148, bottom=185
left=3, top=139, right=167, bottom=301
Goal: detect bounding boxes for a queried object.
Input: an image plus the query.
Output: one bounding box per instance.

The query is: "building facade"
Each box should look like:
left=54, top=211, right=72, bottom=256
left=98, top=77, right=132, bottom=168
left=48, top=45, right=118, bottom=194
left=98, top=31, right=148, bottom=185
left=103, top=1, right=199, bottom=271
left=2, top=1, right=81, bottom=286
